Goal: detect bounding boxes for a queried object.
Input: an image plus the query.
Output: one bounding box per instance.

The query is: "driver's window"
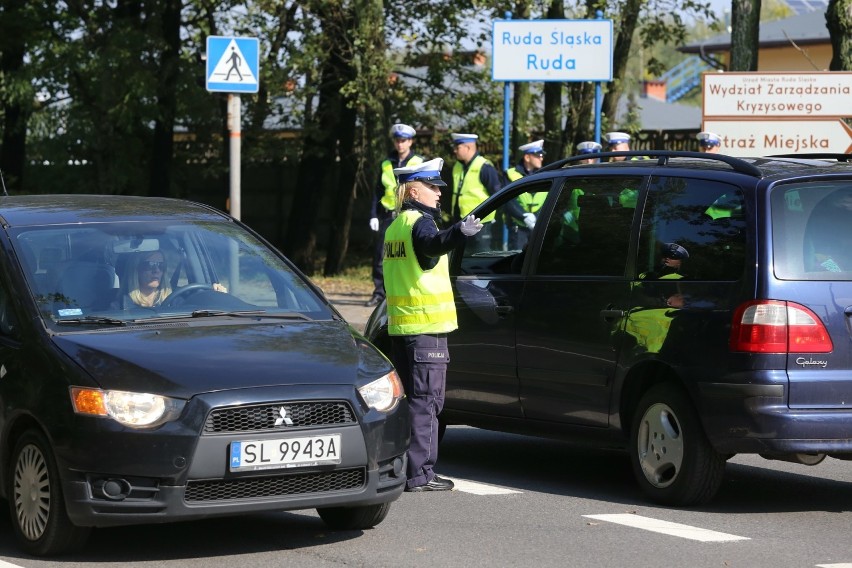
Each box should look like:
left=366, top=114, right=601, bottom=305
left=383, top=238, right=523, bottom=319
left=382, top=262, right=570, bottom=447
left=0, top=274, right=19, bottom=340
left=459, top=182, right=552, bottom=275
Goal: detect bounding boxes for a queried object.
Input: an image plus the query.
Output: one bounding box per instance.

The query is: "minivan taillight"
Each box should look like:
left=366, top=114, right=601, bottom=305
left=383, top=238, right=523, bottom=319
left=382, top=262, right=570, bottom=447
left=730, top=300, right=833, bottom=353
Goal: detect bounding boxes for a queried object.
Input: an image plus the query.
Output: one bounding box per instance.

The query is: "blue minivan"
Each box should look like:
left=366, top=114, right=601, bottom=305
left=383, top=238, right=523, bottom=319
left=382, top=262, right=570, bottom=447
left=365, top=151, right=852, bottom=506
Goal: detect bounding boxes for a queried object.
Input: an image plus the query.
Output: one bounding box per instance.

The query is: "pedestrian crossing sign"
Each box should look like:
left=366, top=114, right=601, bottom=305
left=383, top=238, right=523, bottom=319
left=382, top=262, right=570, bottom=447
left=206, top=36, right=259, bottom=93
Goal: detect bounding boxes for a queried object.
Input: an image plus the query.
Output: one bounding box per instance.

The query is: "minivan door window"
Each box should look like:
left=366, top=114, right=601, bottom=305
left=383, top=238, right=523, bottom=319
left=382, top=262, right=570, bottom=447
left=517, top=175, right=643, bottom=427
left=447, top=181, right=554, bottom=419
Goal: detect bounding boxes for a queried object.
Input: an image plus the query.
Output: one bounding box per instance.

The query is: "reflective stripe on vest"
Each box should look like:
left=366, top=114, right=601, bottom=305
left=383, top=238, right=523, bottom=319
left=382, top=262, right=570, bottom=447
left=380, top=155, right=424, bottom=212
left=384, top=210, right=458, bottom=335
left=452, top=155, right=496, bottom=222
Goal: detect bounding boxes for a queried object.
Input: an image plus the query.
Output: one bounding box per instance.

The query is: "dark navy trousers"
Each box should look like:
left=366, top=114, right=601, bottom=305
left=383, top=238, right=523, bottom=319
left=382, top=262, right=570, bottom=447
left=391, top=333, right=449, bottom=489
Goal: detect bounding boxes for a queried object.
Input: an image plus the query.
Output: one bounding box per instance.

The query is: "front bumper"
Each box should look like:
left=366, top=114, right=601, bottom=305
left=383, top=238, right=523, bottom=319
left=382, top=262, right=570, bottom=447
left=54, top=385, right=409, bottom=528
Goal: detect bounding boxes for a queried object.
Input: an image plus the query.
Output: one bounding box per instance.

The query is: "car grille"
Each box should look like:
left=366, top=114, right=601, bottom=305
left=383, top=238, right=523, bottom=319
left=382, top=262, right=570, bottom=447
left=184, top=468, right=366, bottom=502
left=204, top=402, right=357, bottom=434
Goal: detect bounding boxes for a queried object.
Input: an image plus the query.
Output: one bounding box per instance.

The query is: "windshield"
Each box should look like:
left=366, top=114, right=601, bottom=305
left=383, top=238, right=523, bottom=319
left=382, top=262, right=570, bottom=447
left=772, top=180, right=852, bottom=281
left=12, top=220, right=330, bottom=328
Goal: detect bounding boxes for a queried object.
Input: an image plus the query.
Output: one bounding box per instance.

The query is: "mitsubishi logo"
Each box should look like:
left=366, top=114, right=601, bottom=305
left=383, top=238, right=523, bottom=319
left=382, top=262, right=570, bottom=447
left=274, top=406, right=294, bottom=427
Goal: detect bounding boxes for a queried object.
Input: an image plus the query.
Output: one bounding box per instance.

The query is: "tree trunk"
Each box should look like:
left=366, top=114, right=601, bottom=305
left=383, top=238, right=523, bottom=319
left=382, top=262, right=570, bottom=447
left=542, top=0, right=564, bottom=160
left=509, top=0, right=534, bottom=164
left=283, top=8, right=346, bottom=274
left=148, top=0, right=181, bottom=197
left=0, top=0, right=28, bottom=192
left=324, top=101, right=357, bottom=276
left=730, top=0, right=761, bottom=71
left=826, top=0, right=852, bottom=71
left=601, top=0, right=642, bottom=130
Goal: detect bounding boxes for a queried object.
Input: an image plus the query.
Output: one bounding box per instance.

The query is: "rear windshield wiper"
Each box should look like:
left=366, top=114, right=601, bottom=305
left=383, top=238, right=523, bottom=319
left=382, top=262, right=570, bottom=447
left=56, top=316, right=127, bottom=326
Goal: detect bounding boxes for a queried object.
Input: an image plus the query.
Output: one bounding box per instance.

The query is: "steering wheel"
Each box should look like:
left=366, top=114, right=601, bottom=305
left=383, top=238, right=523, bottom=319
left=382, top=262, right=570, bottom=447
left=160, top=283, right=214, bottom=308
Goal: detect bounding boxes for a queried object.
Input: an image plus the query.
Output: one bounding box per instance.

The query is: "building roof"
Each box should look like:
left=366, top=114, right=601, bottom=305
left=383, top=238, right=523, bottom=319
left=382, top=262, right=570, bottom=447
left=618, top=96, right=702, bottom=131
left=680, top=10, right=830, bottom=54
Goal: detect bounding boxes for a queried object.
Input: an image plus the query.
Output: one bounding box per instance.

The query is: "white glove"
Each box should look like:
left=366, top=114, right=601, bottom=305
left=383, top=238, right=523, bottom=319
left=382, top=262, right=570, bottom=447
left=460, top=214, right=484, bottom=236
left=369, top=217, right=379, bottom=232
left=523, top=213, right=536, bottom=230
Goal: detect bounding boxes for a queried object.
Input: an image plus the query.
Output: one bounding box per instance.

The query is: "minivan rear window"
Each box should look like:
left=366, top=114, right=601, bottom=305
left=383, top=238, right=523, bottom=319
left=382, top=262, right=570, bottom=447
left=772, top=181, right=852, bottom=280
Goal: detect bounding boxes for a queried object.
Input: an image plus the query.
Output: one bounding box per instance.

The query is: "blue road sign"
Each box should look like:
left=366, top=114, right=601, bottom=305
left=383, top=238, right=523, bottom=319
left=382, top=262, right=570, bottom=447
left=206, top=36, right=260, bottom=93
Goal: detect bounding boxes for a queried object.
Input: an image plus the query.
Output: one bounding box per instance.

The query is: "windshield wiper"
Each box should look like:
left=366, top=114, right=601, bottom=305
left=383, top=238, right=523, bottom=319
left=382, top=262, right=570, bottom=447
left=190, top=309, right=312, bottom=320
left=56, top=316, right=127, bottom=326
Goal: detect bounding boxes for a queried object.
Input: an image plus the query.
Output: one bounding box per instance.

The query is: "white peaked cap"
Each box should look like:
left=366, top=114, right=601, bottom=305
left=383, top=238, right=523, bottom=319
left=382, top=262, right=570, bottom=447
left=603, top=131, right=631, bottom=145
left=393, top=158, right=447, bottom=186
left=518, top=140, right=545, bottom=154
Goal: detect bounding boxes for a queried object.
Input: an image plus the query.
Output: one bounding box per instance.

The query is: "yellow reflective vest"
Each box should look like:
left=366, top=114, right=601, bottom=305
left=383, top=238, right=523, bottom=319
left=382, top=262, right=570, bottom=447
left=384, top=209, right=458, bottom=335
left=379, top=154, right=424, bottom=212
left=451, top=155, right=496, bottom=222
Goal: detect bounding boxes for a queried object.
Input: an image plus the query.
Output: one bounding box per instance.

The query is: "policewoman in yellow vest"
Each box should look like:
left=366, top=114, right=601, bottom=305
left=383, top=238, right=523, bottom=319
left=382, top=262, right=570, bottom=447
left=450, top=133, right=502, bottom=252
left=366, top=123, right=425, bottom=307
left=505, top=139, right=546, bottom=249
left=384, top=157, right=483, bottom=492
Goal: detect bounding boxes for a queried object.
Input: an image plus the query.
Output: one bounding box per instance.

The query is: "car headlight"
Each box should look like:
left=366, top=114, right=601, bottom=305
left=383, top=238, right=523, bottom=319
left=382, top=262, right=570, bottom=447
left=358, top=371, right=404, bottom=412
left=70, top=387, right=186, bottom=428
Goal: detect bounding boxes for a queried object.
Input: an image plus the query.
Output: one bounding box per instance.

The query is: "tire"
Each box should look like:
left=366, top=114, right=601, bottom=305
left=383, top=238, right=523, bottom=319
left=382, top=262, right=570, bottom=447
left=8, top=430, right=91, bottom=556
left=317, top=502, right=391, bottom=530
left=630, top=383, right=726, bottom=506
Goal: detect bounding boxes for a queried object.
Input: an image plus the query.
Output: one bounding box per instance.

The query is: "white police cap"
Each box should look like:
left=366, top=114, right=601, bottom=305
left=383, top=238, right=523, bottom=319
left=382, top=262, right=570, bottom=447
left=390, top=123, right=416, bottom=139
left=393, top=158, right=446, bottom=186
left=576, top=141, right=602, bottom=154
left=518, top=140, right=545, bottom=155
left=697, top=131, right=721, bottom=146
left=603, top=131, right=631, bottom=145
left=451, top=133, right=479, bottom=145
left=663, top=242, right=690, bottom=260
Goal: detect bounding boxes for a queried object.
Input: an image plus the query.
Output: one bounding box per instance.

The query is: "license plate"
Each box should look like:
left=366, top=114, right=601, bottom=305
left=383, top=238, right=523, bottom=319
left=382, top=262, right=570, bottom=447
left=229, top=434, right=341, bottom=472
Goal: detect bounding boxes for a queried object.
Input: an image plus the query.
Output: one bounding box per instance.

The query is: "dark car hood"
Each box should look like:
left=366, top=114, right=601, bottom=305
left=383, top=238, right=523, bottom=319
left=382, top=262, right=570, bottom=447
left=51, top=320, right=370, bottom=399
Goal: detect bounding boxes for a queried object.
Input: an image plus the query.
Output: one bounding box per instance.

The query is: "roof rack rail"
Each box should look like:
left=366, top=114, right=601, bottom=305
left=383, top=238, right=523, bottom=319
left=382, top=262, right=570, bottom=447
left=538, top=150, right=762, bottom=177
left=767, top=153, right=851, bottom=162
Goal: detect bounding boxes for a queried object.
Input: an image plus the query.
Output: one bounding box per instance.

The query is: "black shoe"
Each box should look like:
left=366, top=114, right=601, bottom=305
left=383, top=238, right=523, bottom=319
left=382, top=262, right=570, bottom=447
left=364, top=294, right=383, bottom=307
left=405, top=475, right=454, bottom=492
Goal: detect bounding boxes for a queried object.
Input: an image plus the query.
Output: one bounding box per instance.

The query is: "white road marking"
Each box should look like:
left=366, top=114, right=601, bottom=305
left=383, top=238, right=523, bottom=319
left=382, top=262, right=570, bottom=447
left=0, top=561, right=24, bottom=568
left=583, top=513, right=750, bottom=542
left=816, top=564, right=852, bottom=567
left=449, top=478, right=520, bottom=495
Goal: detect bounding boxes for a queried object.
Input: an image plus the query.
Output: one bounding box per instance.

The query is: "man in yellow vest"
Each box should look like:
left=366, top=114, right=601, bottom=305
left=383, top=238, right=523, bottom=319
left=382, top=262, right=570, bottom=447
left=384, top=157, right=483, bottom=492
left=505, top=140, right=546, bottom=249
left=450, top=132, right=503, bottom=252
left=366, top=123, right=424, bottom=307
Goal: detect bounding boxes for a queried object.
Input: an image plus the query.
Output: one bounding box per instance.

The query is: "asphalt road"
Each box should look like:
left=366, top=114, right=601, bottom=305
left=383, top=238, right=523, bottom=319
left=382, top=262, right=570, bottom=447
left=1, top=426, right=851, bottom=567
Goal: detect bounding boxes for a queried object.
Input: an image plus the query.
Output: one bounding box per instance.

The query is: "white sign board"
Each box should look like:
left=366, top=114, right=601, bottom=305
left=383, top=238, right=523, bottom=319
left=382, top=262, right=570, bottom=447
left=703, top=72, right=852, bottom=118
left=492, top=19, right=613, bottom=82
left=206, top=36, right=260, bottom=93
left=703, top=119, right=852, bottom=156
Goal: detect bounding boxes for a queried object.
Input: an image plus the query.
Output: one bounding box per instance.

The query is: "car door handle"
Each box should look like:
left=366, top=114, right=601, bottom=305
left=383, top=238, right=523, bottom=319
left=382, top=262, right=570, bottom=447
left=495, top=305, right=513, bottom=316
left=600, top=308, right=625, bottom=320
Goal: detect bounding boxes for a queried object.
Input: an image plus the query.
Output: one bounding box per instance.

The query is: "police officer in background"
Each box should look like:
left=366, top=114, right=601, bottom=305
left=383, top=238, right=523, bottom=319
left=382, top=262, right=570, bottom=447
left=450, top=133, right=503, bottom=251
left=576, top=140, right=602, bottom=164
left=384, top=158, right=484, bottom=492
left=505, top=140, right=546, bottom=249
left=366, top=123, right=424, bottom=307
left=697, top=131, right=722, bottom=153
left=603, top=131, right=632, bottom=161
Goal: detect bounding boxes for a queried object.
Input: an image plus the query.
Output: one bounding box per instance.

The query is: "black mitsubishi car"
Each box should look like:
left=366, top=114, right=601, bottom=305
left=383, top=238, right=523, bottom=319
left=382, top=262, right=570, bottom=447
left=0, top=195, right=409, bottom=556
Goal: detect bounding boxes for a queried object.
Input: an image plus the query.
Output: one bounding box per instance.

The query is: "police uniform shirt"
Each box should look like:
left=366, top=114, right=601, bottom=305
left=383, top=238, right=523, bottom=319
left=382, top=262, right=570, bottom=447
left=401, top=200, right=467, bottom=271
left=461, top=152, right=503, bottom=197
left=370, top=151, right=424, bottom=219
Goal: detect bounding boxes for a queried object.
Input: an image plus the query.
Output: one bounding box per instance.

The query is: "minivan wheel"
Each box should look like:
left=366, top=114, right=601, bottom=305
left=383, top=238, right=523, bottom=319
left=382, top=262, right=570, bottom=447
left=317, top=502, right=391, bottom=530
left=630, top=384, right=726, bottom=506
left=9, top=430, right=91, bottom=556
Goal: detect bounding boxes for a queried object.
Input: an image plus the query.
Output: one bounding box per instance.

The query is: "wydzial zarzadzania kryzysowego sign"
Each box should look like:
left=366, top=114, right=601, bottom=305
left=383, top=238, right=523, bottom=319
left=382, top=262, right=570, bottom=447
left=491, top=19, right=613, bottom=83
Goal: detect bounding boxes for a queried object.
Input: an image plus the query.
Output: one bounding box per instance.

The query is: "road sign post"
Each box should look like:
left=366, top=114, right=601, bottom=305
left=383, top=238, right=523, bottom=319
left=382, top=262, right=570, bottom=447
left=206, top=36, right=260, bottom=222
